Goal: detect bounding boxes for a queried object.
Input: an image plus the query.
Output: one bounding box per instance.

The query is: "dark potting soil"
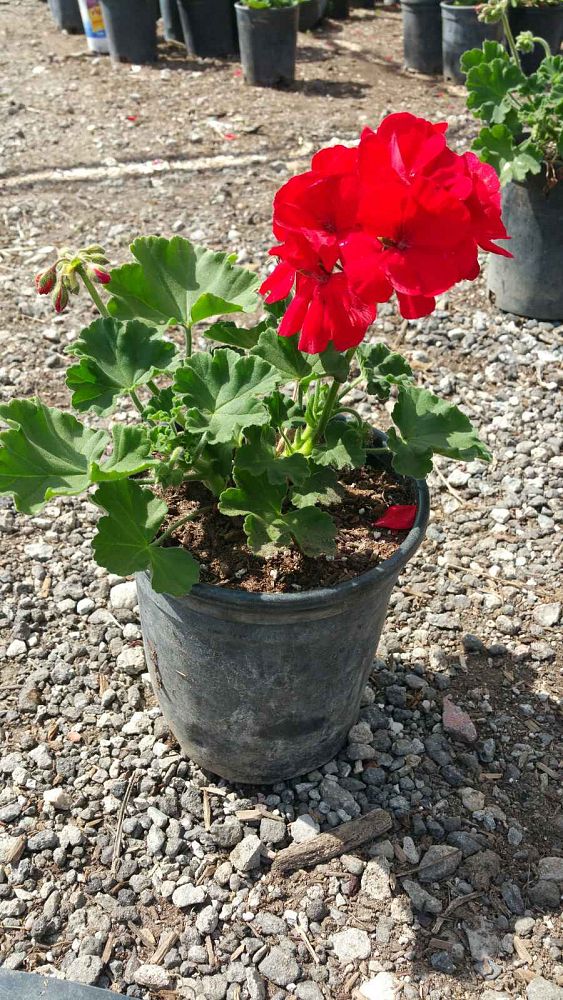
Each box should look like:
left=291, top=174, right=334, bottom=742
left=162, top=463, right=415, bottom=593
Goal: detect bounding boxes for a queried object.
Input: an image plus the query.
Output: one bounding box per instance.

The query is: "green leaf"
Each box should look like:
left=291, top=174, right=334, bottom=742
left=0, top=398, right=107, bottom=514
left=462, top=43, right=525, bottom=124
left=66, top=318, right=176, bottom=415
left=291, top=464, right=341, bottom=508
left=90, top=426, right=155, bottom=482
left=93, top=479, right=199, bottom=596
left=174, top=349, right=279, bottom=445
left=309, top=342, right=350, bottom=382
left=357, top=342, right=413, bottom=401
left=251, top=329, right=312, bottom=382
left=473, top=125, right=543, bottom=184
left=386, top=385, right=491, bottom=479
left=202, top=319, right=269, bottom=351
left=312, top=419, right=366, bottom=470
left=219, top=470, right=336, bottom=557
left=107, top=236, right=260, bottom=328
left=235, top=427, right=309, bottom=485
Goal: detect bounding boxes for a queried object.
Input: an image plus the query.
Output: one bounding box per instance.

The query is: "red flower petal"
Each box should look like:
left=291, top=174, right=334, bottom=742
left=375, top=504, right=418, bottom=530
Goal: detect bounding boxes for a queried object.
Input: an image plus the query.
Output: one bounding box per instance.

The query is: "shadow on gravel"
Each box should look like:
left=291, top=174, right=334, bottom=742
left=292, top=77, right=370, bottom=99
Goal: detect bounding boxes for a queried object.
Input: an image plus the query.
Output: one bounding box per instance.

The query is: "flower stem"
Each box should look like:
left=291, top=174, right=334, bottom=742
left=148, top=379, right=159, bottom=395
left=156, top=506, right=213, bottom=546
left=183, top=324, right=192, bottom=358
left=502, top=10, right=522, bottom=69
left=313, top=378, right=341, bottom=445
left=78, top=266, right=109, bottom=317
left=130, top=390, right=144, bottom=414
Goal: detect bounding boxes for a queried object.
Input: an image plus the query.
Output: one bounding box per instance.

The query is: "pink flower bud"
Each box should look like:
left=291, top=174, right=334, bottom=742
left=90, top=266, right=111, bottom=285
left=52, top=281, right=69, bottom=314
left=35, top=266, right=57, bottom=296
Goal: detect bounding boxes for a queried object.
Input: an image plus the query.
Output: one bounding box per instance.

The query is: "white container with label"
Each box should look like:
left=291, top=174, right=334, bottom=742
left=78, top=0, right=109, bottom=53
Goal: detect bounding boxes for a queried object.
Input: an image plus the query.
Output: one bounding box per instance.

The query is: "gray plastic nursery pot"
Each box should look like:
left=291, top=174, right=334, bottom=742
left=508, top=3, right=563, bottom=75
left=299, top=0, right=325, bottom=30
left=441, top=2, right=502, bottom=83
left=48, top=0, right=84, bottom=33
left=487, top=167, right=563, bottom=321
left=135, top=442, right=430, bottom=784
left=177, top=0, right=238, bottom=57
left=160, top=0, right=184, bottom=42
left=401, top=0, right=442, bottom=74
left=0, top=969, right=128, bottom=1000
left=235, top=3, right=298, bottom=87
left=100, top=0, right=158, bottom=62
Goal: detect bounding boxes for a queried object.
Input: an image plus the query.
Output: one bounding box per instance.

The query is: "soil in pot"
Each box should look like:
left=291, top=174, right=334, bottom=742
left=137, top=449, right=429, bottom=783
left=487, top=168, right=563, bottom=321
left=441, top=1, right=502, bottom=83
left=160, top=0, right=184, bottom=42
left=236, top=3, right=298, bottom=87
left=509, top=3, right=563, bottom=75
left=100, top=0, right=158, bottom=62
left=48, top=0, right=84, bottom=33
left=177, top=0, right=238, bottom=57
left=402, top=0, right=442, bottom=74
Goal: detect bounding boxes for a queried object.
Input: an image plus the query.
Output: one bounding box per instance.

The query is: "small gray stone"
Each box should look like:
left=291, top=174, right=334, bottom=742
left=319, top=778, right=360, bottom=816
left=134, top=964, right=172, bottom=989
left=361, top=858, right=392, bottom=901
left=230, top=834, right=262, bottom=872
left=201, top=974, right=228, bottom=999
left=460, top=787, right=485, bottom=812
left=172, top=883, right=207, bottom=908
left=538, top=856, right=563, bottom=884
left=402, top=879, right=442, bottom=914
left=259, top=817, right=286, bottom=845
left=254, top=911, right=286, bottom=936
left=196, top=904, right=218, bottom=934
left=246, top=967, right=267, bottom=1000
left=258, top=945, right=301, bottom=987
left=526, top=977, right=563, bottom=1000
left=330, top=927, right=371, bottom=963
left=532, top=602, right=560, bottom=627
left=290, top=814, right=320, bottom=843
left=116, top=646, right=145, bottom=676
left=66, top=955, right=104, bottom=986
left=110, top=580, right=138, bottom=610
left=418, top=844, right=461, bottom=882
left=528, top=880, right=560, bottom=909
left=295, top=983, right=324, bottom=1000
left=359, top=972, right=400, bottom=1000
left=501, top=881, right=525, bottom=914
left=147, top=825, right=166, bottom=856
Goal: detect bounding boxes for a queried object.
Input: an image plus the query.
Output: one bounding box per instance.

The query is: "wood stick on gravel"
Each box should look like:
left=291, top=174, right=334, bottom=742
left=271, top=808, right=392, bottom=874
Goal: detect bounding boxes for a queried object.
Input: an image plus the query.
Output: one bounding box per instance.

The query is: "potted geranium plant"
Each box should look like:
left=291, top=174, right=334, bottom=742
left=0, top=114, right=509, bottom=784
left=461, top=1, right=562, bottom=318
left=441, top=0, right=502, bottom=82
left=235, top=0, right=301, bottom=86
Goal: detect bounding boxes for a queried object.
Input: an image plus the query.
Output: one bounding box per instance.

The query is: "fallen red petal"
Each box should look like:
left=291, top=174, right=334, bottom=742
left=375, top=504, right=417, bottom=530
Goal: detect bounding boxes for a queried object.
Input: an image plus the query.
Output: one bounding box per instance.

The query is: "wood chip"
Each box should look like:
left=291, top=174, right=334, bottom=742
left=235, top=806, right=271, bottom=822
left=111, top=772, right=136, bottom=874
left=537, top=762, right=559, bottom=779
left=203, top=788, right=212, bottom=831
left=271, top=809, right=392, bottom=874
left=0, top=835, right=26, bottom=865
left=206, top=934, right=216, bottom=967
left=513, top=936, right=533, bottom=964
left=149, top=929, right=179, bottom=966
left=201, top=785, right=228, bottom=797
left=127, top=920, right=156, bottom=949
left=295, top=924, right=319, bottom=965
left=39, top=575, right=51, bottom=598
left=101, top=933, right=114, bottom=965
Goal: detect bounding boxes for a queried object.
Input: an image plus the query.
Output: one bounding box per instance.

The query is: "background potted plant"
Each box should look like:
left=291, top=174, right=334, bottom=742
left=176, top=0, right=239, bottom=57
left=236, top=0, right=300, bottom=86
left=329, top=0, right=350, bottom=19
left=462, top=1, right=562, bottom=318
left=508, top=0, right=563, bottom=74
left=1, top=113, right=508, bottom=783
left=441, top=0, right=503, bottom=82
left=299, top=0, right=326, bottom=30
left=99, top=0, right=158, bottom=63
left=48, top=0, right=84, bottom=33
left=401, top=0, right=443, bottom=75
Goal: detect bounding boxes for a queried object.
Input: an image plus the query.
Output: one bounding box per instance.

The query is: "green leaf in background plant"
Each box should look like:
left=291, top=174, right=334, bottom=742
left=90, top=426, right=155, bottom=482
left=0, top=398, right=108, bottom=514
left=235, top=427, right=309, bottom=485
left=312, top=419, right=366, bottom=470
left=251, top=329, right=312, bottom=382
left=310, top=342, right=351, bottom=382
left=174, top=349, right=279, bottom=445
left=107, top=236, right=260, bottom=328
left=93, top=479, right=199, bottom=596
left=291, top=464, right=341, bottom=508
left=473, top=125, right=543, bottom=184
left=219, top=469, right=336, bottom=557
left=66, top=318, right=176, bottom=415
left=264, top=390, right=300, bottom=430
left=202, top=319, right=270, bottom=351
left=386, top=385, right=491, bottom=479
left=462, top=43, right=525, bottom=124
left=357, top=343, right=414, bottom=401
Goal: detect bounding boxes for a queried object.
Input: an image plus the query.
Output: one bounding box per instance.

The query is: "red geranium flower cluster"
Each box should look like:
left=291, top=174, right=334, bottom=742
left=260, top=113, right=511, bottom=354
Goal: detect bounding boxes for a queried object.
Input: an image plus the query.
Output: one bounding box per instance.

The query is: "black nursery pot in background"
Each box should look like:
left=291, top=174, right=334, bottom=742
left=441, top=2, right=502, bottom=83
left=100, top=0, right=158, bottom=62
left=135, top=443, right=430, bottom=785
left=48, top=0, right=84, bottom=33
left=177, top=0, right=238, bottom=57
left=509, top=3, right=563, bottom=75
left=329, top=0, right=350, bottom=18
left=299, top=0, right=324, bottom=30
left=487, top=168, right=563, bottom=321
left=235, top=3, right=298, bottom=87
left=160, top=0, right=184, bottom=42
left=401, top=0, right=442, bottom=74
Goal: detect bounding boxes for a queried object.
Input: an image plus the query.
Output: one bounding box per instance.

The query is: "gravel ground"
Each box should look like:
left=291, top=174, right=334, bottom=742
left=0, top=3, right=562, bottom=1000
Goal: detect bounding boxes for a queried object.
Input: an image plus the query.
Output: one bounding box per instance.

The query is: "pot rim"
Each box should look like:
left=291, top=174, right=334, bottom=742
left=145, top=427, right=431, bottom=610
